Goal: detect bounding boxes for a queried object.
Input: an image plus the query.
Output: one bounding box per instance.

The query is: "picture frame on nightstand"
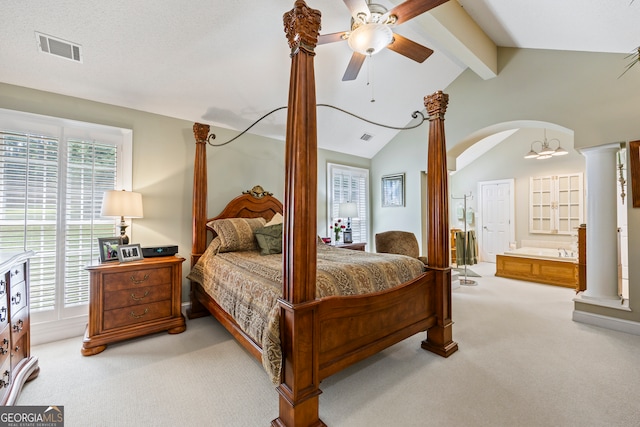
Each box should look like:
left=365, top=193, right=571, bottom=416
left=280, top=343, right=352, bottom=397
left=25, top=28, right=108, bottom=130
left=117, top=243, right=144, bottom=262
left=98, top=236, right=123, bottom=263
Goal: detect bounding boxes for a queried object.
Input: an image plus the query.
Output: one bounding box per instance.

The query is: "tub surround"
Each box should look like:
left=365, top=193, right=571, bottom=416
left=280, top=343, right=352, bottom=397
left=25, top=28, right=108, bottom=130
left=495, top=239, right=580, bottom=289
left=496, top=253, right=578, bottom=289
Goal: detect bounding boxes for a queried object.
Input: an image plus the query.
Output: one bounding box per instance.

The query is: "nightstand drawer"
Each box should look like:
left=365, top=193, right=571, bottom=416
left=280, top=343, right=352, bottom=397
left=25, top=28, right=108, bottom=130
left=103, top=300, right=172, bottom=331
left=103, top=266, right=171, bottom=292
left=104, top=283, right=172, bottom=310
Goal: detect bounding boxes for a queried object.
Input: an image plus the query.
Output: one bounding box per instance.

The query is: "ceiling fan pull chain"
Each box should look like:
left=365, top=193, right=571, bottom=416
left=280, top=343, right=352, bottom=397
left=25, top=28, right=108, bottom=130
left=368, top=54, right=375, bottom=103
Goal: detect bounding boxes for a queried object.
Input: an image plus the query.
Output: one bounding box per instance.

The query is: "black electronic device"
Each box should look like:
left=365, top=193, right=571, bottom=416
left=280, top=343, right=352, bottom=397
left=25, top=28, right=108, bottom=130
left=142, top=245, right=179, bottom=258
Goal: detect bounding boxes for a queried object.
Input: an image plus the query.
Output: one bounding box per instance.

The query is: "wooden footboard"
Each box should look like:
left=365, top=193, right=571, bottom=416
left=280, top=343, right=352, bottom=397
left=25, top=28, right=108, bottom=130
left=317, top=271, right=436, bottom=380
left=191, top=270, right=437, bottom=382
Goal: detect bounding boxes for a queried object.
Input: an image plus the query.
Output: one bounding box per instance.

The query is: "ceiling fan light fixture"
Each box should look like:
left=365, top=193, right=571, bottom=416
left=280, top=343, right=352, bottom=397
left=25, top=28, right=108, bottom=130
left=347, top=23, right=393, bottom=56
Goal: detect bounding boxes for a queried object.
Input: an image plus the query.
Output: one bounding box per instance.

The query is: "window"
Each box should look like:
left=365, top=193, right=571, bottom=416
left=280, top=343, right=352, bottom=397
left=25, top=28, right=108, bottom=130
left=327, top=163, right=369, bottom=243
left=0, top=109, right=132, bottom=327
left=529, top=173, right=583, bottom=234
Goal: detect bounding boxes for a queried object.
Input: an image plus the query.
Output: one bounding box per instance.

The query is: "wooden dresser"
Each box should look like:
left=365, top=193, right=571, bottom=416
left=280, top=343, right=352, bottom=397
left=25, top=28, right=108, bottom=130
left=0, top=251, right=39, bottom=405
left=82, top=256, right=186, bottom=356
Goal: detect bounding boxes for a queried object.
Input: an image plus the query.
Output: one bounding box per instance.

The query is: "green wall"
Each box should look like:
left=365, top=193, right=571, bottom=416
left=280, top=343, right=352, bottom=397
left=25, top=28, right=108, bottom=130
left=0, top=82, right=369, bottom=302
left=371, top=47, right=640, bottom=325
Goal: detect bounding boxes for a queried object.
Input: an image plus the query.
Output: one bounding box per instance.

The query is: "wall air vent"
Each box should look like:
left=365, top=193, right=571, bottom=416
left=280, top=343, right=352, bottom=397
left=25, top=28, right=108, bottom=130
left=35, top=32, right=83, bottom=63
left=360, top=133, right=373, bottom=142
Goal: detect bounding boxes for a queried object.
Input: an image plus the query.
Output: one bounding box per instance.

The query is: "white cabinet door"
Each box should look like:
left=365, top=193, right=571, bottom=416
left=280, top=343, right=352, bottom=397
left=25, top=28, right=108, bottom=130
left=529, top=173, right=583, bottom=234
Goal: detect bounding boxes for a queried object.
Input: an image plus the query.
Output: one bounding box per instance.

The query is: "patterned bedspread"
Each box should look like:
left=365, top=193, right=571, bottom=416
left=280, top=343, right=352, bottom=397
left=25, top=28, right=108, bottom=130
left=187, top=241, right=426, bottom=384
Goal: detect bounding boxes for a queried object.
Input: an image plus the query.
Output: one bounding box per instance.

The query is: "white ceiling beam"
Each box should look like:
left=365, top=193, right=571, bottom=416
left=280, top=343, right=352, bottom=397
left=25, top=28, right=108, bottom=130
left=417, top=0, right=498, bottom=80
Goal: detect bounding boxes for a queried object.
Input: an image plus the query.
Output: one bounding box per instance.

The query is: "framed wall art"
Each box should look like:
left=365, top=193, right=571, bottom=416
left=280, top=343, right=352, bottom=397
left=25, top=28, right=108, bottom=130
left=381, top=173, right=405, bottom=207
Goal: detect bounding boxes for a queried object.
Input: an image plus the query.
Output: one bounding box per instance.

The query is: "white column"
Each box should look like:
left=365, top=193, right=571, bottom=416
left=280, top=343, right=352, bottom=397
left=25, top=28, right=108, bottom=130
left=579, top=143, right=621, bottom=301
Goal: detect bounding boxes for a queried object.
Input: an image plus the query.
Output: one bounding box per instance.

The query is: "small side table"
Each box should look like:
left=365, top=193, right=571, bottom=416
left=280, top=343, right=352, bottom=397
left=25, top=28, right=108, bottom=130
left=332, top=242, right=366, bottom=251
left=82, top=255, right=186, bottom=356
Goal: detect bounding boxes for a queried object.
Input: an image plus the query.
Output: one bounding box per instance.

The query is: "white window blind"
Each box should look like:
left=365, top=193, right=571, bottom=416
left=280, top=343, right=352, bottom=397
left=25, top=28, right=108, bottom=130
left=0, top=109, right=131, bottom=325
left=327, top=163, right=369, bottom=243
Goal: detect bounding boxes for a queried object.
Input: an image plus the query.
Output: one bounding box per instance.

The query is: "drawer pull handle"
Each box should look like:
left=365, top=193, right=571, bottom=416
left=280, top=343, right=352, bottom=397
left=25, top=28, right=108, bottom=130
left=130, top=274, right=150, bottom=285
left=0, top=370, right=10, bottom=388
left=11, top=269, right=20, bottom=278
left=0, top=307, right=6, bottom=323
left=11, top=292, right=22, bottom=305
left=130, top=308, right=149, bottom=319
left=13, top=319, right=23, bottom=333
left=0, top=280, right=5, bottom=295
left=0, top=338, right=8, bottom=355
left=130, top=290, right=150, bottom=301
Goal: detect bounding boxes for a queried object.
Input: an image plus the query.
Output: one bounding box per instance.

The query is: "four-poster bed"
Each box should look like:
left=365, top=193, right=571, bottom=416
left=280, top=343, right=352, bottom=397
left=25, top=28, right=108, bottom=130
left=187, top=1, right=457, bottom=425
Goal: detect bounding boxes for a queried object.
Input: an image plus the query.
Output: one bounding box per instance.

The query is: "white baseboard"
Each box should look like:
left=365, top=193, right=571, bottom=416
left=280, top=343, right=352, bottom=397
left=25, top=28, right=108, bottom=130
left=572, top=310, right=640, bottom=336
left=31, top=315, right=87, bottom=346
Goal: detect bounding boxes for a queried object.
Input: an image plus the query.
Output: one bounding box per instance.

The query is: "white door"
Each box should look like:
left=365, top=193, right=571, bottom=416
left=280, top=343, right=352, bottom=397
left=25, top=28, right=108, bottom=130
left=478, top=180, right=514, bottom=262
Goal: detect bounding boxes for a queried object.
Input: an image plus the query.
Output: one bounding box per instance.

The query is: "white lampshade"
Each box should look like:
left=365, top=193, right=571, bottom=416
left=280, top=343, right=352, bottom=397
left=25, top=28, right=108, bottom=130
left=339, top=202, right=358, bottom=219
left=101, top=190, right=144, bottom=218
left=101, top=190, right=143, bottom=245
left=348, top=23, right=393, bottom=55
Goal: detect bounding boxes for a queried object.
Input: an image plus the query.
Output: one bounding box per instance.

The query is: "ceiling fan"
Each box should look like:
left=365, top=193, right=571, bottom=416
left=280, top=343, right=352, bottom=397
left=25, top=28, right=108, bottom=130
left=318, top=0, right=449, bottom=81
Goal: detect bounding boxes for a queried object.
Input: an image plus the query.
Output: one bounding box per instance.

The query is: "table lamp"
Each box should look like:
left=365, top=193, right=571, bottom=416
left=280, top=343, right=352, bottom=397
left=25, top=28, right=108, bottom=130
left=338, top=202, right=358, bottom=244
left=101, top=190, right=144, bottom=244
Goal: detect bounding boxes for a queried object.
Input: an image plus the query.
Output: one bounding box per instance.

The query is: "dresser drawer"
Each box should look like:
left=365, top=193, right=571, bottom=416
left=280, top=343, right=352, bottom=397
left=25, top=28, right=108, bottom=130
left=104, top=283, right=172, bottom=310
left=103, top=266, right=172, bottom=292
left=11, top=334, right=28, bottom=371
left=0, top=355, right=10, bottom=402
left=10, top=307, right=29, bottom=345
left=9, top=280, right=26, bottom=316
left=0, top=325, right=10, bottom=361
left=8, top=263, right=25, bottom=287
left=0, top=297, right=8, bottom=329
left=103, top=300, right=172, bottom=331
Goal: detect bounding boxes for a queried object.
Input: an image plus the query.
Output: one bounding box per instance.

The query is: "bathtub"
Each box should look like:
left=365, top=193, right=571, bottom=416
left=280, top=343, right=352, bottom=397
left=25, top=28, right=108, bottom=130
left=496, top=247, right=579, bottom=289
left=503, top=247, right=577, bottom=262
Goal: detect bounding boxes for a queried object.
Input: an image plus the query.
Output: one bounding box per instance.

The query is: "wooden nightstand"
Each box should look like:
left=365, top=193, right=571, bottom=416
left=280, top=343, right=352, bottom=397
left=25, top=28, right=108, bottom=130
left=333, top=242, right=366, bottom=251
left=82, top=255, right=186, bottom=356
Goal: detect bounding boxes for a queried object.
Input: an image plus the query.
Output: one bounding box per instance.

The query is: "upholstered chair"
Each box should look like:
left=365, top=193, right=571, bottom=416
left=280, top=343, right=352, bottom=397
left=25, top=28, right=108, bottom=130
left=375, top=231, right=428, bottom=265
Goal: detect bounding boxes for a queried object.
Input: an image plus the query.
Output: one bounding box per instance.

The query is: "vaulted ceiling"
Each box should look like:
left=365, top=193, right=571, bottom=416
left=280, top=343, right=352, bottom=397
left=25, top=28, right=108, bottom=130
left=1, top=1, right=638, bottom=158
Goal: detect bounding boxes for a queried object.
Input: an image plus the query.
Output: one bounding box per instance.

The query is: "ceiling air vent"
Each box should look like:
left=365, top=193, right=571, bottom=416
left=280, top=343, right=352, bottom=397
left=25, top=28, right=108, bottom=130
left=35, top=32, right=82, bottom=63
left=360, top=133, right=373, bottom=142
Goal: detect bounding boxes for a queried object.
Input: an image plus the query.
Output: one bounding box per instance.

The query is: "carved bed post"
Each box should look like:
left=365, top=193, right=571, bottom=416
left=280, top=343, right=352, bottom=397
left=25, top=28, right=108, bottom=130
left=273, top=1, right=324, bottom=427
left=187, top=123, right=210, bottom=319
left=421, top=91, right=459, bottom=357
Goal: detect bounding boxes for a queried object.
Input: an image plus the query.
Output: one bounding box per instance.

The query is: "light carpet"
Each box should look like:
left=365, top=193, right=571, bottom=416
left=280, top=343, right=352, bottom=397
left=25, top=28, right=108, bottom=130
left=18, top=262, right=640, bottom=426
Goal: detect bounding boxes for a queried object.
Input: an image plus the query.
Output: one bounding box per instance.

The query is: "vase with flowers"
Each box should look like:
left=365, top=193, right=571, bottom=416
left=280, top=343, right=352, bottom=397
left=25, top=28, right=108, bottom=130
left=332, top=219, right=345, bottom=243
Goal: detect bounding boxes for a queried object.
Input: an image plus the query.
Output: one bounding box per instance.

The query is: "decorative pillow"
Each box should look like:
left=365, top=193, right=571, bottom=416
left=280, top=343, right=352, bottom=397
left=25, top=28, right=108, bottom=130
left=254, top=223, right=283, bottom=255
left=208, top=217, right=266, bottom=252
left=265, top=212, right=283, bottom=227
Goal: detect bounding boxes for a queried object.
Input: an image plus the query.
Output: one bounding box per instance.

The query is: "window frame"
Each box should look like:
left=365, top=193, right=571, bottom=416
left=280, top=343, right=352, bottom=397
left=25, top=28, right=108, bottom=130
left=326, top=163, right=370, bottom=244
left=0, top=108, right=132, bottom=326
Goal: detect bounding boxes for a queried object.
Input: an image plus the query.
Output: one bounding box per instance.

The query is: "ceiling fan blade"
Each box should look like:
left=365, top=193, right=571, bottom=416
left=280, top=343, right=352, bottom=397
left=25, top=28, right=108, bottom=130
left=342, top=52, right=366, bottom=81
left=387, top=33, right=433, bottom=63
left=343, top=0, right=370, bottom=20
left=318, top=32, right=348, bottom=45
left=389, top=0, right=449, bottom=25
